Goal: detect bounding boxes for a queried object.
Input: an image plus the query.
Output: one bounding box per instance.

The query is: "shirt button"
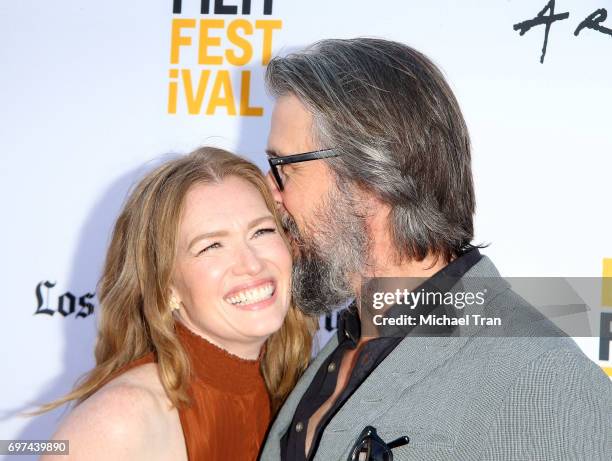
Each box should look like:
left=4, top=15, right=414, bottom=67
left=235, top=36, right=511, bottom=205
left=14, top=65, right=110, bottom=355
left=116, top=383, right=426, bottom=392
left=327, top=362, right=337, bottom=373
left=295, top=421, right=304, bottom=433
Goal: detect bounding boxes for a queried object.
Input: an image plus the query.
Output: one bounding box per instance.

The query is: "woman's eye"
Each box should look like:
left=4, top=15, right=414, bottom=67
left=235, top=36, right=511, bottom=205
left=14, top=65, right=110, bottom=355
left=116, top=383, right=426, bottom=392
left=197, top=242, right=221, bottom=255
left=253, top=227, right=277, bottom=238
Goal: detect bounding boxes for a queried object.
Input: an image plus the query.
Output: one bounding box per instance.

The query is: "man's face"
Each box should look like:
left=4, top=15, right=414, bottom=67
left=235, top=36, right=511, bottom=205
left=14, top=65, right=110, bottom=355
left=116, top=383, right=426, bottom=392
left=266, top=94, right=334, bottom=239
left=266, top=94, right=369, bottom=314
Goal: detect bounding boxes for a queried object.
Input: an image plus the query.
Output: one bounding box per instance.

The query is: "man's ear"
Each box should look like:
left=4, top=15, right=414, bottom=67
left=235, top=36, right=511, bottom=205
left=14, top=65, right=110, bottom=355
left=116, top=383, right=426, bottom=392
left=352, top=184, right=391, bottom=221
left=353, top=186, right=394, bottom=267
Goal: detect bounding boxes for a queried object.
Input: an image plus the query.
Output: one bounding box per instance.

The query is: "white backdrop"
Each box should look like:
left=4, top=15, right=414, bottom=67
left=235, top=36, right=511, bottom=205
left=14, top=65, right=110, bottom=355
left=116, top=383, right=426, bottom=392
left=1, top=1, right=611, bottom=455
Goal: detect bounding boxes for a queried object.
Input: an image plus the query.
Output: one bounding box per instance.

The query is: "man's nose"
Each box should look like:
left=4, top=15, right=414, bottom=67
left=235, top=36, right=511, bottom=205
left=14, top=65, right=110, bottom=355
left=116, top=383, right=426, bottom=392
left=266, top=171, right=283, bottom=207
left=233, top=244, right=265, bottom=276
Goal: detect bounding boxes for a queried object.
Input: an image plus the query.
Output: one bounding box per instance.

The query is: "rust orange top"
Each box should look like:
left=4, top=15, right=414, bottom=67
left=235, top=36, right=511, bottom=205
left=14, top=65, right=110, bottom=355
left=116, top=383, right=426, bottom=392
left=122, top=321, right=271, bottom=460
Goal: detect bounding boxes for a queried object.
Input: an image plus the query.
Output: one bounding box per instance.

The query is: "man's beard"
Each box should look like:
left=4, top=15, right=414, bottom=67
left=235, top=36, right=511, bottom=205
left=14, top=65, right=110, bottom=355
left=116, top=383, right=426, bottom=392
left=281, top=181, right=369, bottom=315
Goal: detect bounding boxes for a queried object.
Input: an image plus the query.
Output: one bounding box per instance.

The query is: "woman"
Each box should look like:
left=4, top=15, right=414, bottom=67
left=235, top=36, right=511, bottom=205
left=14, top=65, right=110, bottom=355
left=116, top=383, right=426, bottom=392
left=39, top=147, right=316, bottom=460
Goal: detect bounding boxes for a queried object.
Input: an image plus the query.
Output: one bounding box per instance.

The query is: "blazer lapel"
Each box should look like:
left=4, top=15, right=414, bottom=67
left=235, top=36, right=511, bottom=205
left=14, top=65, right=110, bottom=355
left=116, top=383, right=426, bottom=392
left=315, top=335, right=470, bottom=460
left=314, top=256, right=510, bottom=460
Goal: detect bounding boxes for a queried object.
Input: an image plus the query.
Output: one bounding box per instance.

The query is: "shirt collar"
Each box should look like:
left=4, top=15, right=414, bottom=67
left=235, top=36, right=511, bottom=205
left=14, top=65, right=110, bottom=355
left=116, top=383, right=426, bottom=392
left=336, top=301, right=360, bottom=347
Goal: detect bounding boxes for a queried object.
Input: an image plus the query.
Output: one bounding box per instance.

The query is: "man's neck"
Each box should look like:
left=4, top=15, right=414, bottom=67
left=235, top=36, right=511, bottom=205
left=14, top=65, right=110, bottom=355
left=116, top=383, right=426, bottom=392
left=353, top=197, right=452, bottom=300
left=352, top=252, right=451, bottom=298
left=372, top=253, right=450, bottom=278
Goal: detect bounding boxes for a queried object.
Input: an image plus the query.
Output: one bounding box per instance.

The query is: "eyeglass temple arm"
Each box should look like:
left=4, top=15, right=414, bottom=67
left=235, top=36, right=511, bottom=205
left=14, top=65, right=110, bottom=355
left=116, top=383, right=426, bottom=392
left=386, top=436, right=409, bottom=449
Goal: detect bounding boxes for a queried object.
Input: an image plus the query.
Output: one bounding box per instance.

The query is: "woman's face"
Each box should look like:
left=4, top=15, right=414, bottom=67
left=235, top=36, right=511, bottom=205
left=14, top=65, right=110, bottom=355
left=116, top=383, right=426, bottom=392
left=171, top=176, right=292, bottom=359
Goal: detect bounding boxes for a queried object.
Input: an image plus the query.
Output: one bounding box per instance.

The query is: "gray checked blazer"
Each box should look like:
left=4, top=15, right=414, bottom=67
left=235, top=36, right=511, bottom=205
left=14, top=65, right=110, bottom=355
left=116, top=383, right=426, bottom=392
left=260, top=256, right=612, bottom=460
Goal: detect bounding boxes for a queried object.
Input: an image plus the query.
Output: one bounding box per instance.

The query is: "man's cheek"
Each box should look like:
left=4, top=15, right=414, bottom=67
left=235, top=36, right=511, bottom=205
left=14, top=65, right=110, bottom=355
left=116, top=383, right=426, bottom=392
left=280, top=211, right=299, bottom=236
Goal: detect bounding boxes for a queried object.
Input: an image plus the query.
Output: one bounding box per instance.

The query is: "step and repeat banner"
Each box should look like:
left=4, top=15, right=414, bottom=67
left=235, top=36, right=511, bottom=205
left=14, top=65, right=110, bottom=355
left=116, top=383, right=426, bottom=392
left=1, top=0, right=611, bottom=451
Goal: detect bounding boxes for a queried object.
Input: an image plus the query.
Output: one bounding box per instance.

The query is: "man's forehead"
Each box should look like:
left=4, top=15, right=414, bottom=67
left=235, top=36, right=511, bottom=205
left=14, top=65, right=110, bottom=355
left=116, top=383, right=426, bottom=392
left=267, top=95, right=316, bottom=156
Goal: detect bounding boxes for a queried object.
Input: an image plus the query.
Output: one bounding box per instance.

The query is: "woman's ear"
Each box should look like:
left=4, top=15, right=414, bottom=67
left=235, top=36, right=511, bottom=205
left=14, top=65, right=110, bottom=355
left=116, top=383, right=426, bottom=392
left=168, top=286, right=182, bottom=312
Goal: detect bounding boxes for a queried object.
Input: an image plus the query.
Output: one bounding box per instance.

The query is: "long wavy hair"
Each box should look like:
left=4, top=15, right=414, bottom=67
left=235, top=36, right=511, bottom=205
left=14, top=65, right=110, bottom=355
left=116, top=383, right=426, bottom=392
left=38, top=147, right=317, bottom=414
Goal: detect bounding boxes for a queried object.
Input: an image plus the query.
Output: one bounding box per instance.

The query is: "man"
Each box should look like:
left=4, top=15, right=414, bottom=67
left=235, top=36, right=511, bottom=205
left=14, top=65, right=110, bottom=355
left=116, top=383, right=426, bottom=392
left=260, top=38, right=611, bottom=460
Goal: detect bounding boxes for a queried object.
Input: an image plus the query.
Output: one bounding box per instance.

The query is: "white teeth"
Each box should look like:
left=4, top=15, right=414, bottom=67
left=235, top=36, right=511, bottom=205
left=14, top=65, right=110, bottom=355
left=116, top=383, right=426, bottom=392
left=225, top=283, right=274, bottom=306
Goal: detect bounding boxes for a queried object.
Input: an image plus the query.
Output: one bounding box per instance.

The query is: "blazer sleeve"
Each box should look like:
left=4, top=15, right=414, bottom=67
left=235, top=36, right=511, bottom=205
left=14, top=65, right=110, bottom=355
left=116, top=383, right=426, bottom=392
left=478, top=348, right=612, bottom=460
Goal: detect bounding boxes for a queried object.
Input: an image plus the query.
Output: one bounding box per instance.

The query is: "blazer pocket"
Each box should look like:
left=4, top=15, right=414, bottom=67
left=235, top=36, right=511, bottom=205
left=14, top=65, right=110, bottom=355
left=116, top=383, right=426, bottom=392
left=377, top=426, right=456, bottom=450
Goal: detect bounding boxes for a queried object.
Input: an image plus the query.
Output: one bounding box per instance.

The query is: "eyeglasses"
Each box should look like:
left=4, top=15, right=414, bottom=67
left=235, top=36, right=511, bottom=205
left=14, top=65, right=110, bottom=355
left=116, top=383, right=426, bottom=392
left=267, top=148, right=339, bottom=191
left=347, top=426, right=409, bottom=461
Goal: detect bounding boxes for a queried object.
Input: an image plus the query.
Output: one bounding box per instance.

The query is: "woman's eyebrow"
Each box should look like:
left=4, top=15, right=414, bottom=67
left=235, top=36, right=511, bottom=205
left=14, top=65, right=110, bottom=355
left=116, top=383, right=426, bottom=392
left=187, top=230, right=229, bottom=251
left=248, top=215, right=275, bottom=229
left=187, top=215, right=274, bottom=250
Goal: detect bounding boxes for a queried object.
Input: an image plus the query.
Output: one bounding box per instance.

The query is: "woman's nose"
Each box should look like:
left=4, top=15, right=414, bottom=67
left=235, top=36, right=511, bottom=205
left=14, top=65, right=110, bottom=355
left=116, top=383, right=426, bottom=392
left=232, top=244, right=264, bottom=276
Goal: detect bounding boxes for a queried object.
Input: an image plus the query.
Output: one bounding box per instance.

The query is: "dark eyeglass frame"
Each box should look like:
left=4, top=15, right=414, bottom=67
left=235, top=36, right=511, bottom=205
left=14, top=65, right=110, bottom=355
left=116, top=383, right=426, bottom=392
left=267, top=148, right=339, bottom=191
left=348, top=426, right=409, bottom=461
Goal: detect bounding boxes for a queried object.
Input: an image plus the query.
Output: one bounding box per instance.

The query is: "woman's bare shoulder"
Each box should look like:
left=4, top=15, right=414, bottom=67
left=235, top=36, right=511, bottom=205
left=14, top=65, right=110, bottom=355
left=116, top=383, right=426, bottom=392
left=42, top=363, right=185, bottom=461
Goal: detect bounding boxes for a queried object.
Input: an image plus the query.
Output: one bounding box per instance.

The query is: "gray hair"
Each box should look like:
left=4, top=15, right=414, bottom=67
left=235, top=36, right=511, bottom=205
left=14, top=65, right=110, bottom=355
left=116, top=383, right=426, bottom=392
left=265, top=38, right=476, bottom=262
